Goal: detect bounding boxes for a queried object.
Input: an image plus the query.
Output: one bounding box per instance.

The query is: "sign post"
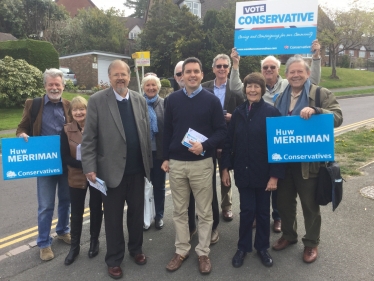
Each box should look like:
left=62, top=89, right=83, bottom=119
left=132, top=51, right=151, bottom=94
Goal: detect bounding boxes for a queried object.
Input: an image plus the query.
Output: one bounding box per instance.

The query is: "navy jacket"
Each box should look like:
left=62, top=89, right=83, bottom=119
left=221, top=98, right=285, bottom=189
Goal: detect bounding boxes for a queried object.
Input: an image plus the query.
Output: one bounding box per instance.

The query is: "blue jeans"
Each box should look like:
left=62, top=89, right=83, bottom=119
left=151, top=152, right=166, bottom=219
left=36, top=173, right=70, bottom=248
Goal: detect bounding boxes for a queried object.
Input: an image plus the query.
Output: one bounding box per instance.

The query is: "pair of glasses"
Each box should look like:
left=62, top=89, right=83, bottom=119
left=175, top=72, right=182, bottom=77
left=262, top=65, right=277, bottom=70
left=215, top=64, right=229, bottom=69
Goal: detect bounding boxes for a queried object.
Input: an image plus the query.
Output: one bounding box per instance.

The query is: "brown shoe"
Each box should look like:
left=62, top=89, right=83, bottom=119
left=272, top=237, right=297, bottom=251
left=198, top=255, right=211, bottom=274
left=222, top=210, right=233, bottom=221
left=57, top=233, right=71, bottom=245
left=108, top=266, right=123, bottom=279
left=210, top=229, right=219, bottom=244
left=303, top=246, right=318, bottom=263
left=40, top=247, right=54, bottom=261
left=166, top=253, right=189, bottom=272
left=130, top=253, right=147, bottom=265
left=273, top=220, right=281, bottom=233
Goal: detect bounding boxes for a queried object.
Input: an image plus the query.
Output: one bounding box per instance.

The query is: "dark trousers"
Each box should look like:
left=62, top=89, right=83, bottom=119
left=271, top=191, right=281, bottom=221
left=237, top=187, right=270, bottom=252
left=70, top=185, right=103, bottom=240
left=188, top=158, right=219, bottom=231
left=101, top=172, right=145, bottom=267
left=151, top=152, right=166, bottom=219
left=277, top=163, right=321, bottom=247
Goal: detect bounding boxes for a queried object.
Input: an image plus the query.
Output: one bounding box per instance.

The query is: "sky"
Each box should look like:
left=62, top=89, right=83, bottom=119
left=91, top=0, right=373, bottom=15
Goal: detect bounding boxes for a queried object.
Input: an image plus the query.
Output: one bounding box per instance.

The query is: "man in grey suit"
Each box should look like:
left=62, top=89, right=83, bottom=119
left=82, top=60, right=152, bottom=279
left=202, top=54, right=244, bottom=238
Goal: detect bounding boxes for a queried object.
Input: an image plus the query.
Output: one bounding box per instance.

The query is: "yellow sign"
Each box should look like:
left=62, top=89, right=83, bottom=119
left=132, top=51, right=150, bottom=59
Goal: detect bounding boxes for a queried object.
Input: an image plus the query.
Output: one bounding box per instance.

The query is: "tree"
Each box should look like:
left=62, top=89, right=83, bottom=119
left=123, top=0, right=149, bottom=18
left=0, top=0, right=68, bottom=38
left=139, top=0, right=205, bottom=77
left=318, top=5, right=374, bottom=78
left=44, top=8, right=128, bottom=56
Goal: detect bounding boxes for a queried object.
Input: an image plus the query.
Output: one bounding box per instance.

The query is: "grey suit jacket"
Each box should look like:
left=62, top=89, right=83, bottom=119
left=201, top=79, right=244, bottom=114
left=81, top=87, right=152, bottom=188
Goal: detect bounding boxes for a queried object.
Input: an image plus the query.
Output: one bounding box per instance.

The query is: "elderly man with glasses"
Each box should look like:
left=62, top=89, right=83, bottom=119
left=229, top=40, right=321, bottom=234
left=201, top=54, right=245, bottom=243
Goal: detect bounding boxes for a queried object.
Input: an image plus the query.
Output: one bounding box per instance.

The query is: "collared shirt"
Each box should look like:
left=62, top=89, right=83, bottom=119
left=289, top=90, right=302, bottom=112
left=213, top=79, right=227, bottom=108
left=114, top=89, right=129, bottom=101
left=41, top=95, right=65, bottom=136
left=182, top=85, right=203, bottom=98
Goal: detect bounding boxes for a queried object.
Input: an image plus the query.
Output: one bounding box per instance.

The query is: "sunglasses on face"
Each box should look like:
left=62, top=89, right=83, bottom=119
left=175, top=72, right=182, bottom=77
left=262, top=65, right=277, bottom=70
left=215, top=64, right=229, bottom=69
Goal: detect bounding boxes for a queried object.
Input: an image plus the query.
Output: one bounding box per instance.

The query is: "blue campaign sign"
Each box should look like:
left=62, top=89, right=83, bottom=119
left=234, top=0, right=318, bottom=56
left=266, top=114, right=334, bottom=163
left=2, top=136, right=63, bottom=180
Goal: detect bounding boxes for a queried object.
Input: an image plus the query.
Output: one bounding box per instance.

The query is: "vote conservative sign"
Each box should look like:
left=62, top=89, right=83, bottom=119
left=234, top=0, right=318, bottom=56
left=266, top=114, right=334, bottom=163
left=2, top=136, right=63, bottom=180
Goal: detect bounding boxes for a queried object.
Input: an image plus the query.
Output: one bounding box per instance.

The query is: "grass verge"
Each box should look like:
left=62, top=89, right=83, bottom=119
left=333, top=89, right=374, bottom=97
left=335, top=125, right=374, bottom=176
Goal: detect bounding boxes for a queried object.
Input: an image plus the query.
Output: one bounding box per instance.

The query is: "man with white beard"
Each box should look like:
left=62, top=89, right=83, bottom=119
left=17, top=68, right=71, bottom=261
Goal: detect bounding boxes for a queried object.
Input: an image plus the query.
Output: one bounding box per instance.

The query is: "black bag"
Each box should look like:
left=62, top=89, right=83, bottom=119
left=315, top=162, right=344, bottom=211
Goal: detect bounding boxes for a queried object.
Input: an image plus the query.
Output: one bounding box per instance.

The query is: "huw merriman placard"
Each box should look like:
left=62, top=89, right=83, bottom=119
left=266, top=114, right=334, bottom=163
left=234, top=0, right=318, bottom=56
left=2, top=136, right=63, bottom=180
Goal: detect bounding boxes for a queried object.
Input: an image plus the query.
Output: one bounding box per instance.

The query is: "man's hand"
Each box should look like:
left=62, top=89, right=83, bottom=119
left=188, top=140, right=203, bottom=155
left=230, top=48, right=240, bottom=70
left=224, top=112, right=232, bottom=122
left=86, top=172, right=97, bottom=183
left=265, top=177, right=278, bottom=191
left=221, top=168, right=231, bottom=187
left=311, top=39, right=321, bottom=59
left=300, top=107, right=316, bottom=120
left=18, top=132, right=29, bottom=142
left=161, top=160, right=169, bottom=173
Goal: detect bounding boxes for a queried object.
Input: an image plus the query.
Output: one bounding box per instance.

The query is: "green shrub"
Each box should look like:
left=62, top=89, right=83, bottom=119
left=340, top=55, right=350, bottom=68
left=160, top=78, right=171, bottom=88
left=92, top=81, right=110, bottom=93
left=64, top=80, right=78, bottom=92
left=0, top=56, right=44, bottom=108
left=0, top=39, right=59, bottom=71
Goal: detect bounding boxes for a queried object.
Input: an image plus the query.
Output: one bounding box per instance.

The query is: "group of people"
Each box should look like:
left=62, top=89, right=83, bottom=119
left=16, top=39, right=342, bottom=279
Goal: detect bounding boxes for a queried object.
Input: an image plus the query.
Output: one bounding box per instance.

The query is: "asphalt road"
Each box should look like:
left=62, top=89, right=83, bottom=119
left=1, top=95, right=374, bottom=280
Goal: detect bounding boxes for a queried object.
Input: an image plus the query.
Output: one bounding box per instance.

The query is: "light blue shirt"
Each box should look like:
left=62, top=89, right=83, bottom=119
left=213, top=79, right=227, bottom=109
left=182, top=85, right=203, bottom=98
left=114, top=89, right=130, bottom=101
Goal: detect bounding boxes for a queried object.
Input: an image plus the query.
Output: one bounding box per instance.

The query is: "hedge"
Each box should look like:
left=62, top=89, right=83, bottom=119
left=0, top=39, right=59, bottom=71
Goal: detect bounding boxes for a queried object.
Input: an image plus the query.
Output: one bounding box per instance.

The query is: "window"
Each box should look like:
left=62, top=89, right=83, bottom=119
left=325, top=48, right=329, bottom=55
left=370, top=52, right=374, bottom=58
left=349, top=50, right=354, bottom=56
left=359, top=46, right=366, bottom=58
left=183, top=1, right=201, bottom=18
left=129, top=32, right=137, bottom=39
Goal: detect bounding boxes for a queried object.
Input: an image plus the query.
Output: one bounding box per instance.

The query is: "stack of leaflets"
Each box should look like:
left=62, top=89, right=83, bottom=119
left=181, top=128, right=207, bottom=156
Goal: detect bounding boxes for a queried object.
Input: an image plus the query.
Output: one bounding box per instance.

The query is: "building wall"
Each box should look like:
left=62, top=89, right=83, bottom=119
left=60, top=54, right=98, bottom=89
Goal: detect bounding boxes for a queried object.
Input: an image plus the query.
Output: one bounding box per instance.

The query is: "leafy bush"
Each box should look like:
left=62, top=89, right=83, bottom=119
left=64, top=80, right=78, bottom=92
left=340, top=55, right=350, bottom=68
left=0, top=56, right=44, bottom=108
left=160, top=78, right=171, bottom=88
left=92, top=81, right=110, bottom=93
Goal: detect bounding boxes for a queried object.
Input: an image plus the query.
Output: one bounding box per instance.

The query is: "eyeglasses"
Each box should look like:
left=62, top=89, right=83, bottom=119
left=215, top=64, right=229, bottom=69
left=175, top=72, right=182, bottom=77
left=262, top=65, right=277, bottom=70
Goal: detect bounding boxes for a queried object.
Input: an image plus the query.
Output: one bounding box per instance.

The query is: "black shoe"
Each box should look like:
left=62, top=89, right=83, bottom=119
left=257, top=250, right=273, bottom=267
left=88, top=239, right=99, bottom=258
left=232, top=249, right=246, bottom=268
left=155, top=218, right=164, bottom=230
left=64, top=246, right=80, bottom=265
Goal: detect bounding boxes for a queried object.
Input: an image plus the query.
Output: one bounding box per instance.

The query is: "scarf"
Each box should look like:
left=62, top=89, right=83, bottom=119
left=144, top=94, right=159, bottom=140
left=275, top=78, right=311, bottom=116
